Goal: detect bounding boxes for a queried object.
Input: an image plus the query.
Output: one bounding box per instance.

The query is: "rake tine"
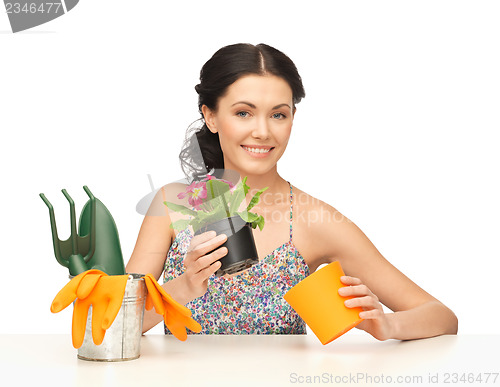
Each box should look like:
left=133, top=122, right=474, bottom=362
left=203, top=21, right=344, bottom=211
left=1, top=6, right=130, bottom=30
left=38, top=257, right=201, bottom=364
left=82, top=185, right=96, bottom=263
left=39, top=193, right=68, bottom=268
left=62, top=189, right=78, bottom=256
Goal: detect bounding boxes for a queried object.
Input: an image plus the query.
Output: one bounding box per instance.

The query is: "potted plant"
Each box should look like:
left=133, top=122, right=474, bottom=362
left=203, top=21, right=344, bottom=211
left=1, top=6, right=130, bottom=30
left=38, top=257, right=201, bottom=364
left=164, top=175, right=268, bottom=276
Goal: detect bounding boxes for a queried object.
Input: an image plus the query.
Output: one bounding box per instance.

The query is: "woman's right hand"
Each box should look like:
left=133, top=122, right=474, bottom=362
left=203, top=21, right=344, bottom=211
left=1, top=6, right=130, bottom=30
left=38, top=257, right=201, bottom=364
left=181, top=231, right=227, bottom=301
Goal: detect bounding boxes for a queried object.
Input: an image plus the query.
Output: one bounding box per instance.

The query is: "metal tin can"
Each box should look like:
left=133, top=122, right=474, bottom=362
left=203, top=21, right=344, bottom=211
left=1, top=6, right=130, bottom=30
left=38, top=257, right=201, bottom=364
left=77, top=274, right=146, bottom=361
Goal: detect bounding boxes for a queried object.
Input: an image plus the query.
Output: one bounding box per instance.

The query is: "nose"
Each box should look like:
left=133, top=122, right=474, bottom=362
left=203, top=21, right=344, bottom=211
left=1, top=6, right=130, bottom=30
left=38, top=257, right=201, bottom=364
left=251, top=116, right=270, bottom=140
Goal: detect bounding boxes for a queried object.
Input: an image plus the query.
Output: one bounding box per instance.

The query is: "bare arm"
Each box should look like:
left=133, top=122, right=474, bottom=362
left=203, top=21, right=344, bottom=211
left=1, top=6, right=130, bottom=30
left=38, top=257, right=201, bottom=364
left=126, top=186, right=178, bottom=332
left=313, top=201, right=458, bottom=340
left=126, top=196, right=173, bottom=279
left=126, top=185, right=225, bottom=333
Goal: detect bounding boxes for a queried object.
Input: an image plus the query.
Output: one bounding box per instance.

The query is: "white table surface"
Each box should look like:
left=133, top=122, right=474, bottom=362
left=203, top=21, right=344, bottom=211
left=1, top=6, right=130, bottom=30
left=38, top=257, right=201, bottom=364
left=1, top=333, right=498, bottom=386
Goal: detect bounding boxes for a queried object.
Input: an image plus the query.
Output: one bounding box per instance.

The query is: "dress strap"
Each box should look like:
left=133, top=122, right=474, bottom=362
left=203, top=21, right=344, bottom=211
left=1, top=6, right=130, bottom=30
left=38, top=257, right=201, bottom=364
left=161, top=187, right=169, bottom=217
left=287, top=181, right=293, bottom=242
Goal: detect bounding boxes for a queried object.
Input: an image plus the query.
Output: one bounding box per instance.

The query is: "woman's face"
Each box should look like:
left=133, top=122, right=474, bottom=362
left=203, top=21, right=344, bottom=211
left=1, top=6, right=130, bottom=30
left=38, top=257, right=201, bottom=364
left=202, top=74, right=295, bottom=178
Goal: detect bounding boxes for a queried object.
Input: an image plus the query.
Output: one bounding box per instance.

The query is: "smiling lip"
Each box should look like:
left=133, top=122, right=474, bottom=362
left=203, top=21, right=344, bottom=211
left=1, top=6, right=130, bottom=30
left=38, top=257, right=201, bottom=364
left=241, top=145, right=275, bottom=158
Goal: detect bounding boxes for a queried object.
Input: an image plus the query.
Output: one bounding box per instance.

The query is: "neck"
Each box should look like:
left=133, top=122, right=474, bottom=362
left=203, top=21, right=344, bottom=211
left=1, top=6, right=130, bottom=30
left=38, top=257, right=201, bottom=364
left=221, top=167, right=288, bottom=203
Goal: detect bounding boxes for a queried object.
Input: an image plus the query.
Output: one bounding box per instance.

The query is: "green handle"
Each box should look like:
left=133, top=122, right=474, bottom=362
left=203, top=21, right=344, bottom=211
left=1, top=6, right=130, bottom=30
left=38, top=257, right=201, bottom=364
left=40, top=185, right=123, bottom=276
left=79, top=193, right=125, bottom=275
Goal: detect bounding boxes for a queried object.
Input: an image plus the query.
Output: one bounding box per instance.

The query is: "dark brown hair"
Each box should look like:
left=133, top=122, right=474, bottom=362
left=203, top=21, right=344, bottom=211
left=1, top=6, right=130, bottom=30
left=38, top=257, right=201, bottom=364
left=179, top=43, right=306, bottom=182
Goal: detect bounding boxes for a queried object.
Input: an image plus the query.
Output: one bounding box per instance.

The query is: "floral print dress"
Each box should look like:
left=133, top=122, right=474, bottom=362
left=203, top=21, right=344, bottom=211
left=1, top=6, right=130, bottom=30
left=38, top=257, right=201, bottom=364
left=162, top=182, right=310, bottom=334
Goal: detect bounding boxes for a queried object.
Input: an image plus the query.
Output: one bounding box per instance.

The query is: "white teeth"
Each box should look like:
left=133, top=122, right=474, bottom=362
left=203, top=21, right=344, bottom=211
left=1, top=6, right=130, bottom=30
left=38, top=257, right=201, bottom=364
left=243, top=146, right=272, bottom=154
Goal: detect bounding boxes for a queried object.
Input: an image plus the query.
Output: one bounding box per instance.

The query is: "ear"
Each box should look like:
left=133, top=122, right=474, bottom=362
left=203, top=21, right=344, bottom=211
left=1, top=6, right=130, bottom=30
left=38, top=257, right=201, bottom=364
left=201, top=105, right=217, bottom=133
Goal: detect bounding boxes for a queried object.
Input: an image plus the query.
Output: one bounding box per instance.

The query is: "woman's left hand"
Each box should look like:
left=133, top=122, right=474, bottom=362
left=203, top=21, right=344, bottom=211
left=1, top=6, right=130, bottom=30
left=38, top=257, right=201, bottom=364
left=339, top=275, right=394, bottom=341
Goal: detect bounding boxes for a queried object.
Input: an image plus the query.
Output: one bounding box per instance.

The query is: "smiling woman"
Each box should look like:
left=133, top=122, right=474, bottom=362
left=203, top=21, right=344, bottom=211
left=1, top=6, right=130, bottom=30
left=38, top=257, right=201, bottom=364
left=177, top=43, right=305, bottom=182
left=125, top=43, right=458, bottom=339
left=202, top=74, right=294, bottom=174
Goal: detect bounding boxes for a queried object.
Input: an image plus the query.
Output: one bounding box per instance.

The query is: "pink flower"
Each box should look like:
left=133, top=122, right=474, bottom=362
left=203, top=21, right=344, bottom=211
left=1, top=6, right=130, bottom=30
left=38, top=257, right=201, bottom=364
left=176, top=175, right=236, bottom=211
left=203, top=174, right=236, bottom=191
left=177, top=181, right=207, bottom=210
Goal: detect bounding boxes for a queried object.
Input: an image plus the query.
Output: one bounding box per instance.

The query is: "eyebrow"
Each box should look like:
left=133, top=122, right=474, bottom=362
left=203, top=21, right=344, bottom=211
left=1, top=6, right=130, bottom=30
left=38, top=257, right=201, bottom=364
left=231, top=101, right=291, bottom=110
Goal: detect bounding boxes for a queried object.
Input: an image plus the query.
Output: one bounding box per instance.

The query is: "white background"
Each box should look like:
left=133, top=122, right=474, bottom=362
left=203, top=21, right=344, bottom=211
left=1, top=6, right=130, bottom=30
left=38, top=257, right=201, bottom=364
left=1, top=0, right=498, bottom=336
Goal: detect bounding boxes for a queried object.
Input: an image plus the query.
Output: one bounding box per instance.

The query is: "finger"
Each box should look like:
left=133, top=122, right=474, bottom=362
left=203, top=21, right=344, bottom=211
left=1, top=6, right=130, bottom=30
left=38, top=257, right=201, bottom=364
left=192, top=259, right=222, bottom=283
left=51, top=270, right=90, bottom=313
left=340, top=275, right=363, bottom=285
left=51, top=280, right=79, bottom=313
left=162, top=293, right=192, bottom=317
left=184, top=316, right=202, bottom=334
left=51, top=270, right=106, bottom=313
left=72, top=298, right=90, bottom=349
left=191, top=247, right=226, bottom=274
left=172, top=311, right=202, bottom=334
left=145, top=275, right=191, bottom=316
left=359, top=309, right=383, bottom=319
left=165, top=310, right=188, bottom=341
left=91, top=302, right=106, bottom=346
left=187, top=231, right=217, bottom=253
left=338, top=284, right=372, bottom=297
left=144, top=274, right=191, bottom=318
left=143, top=275, right=166, bottom=315
left=186, top=233, right=227, bottom=263
left=344, top=295, right=380, bottom=309
left=210, top=260, right=222, bottom=276
left=144, top=276, right=156, bottom=311
left=168, top=306, right=202, bottom=333
left=76, top=272, right=105, bottom=299
left=161, top=295, right=192, bottom=319
left=145, top=293, right=154, bottom=311
left=101, top=276, right=128, bottom=330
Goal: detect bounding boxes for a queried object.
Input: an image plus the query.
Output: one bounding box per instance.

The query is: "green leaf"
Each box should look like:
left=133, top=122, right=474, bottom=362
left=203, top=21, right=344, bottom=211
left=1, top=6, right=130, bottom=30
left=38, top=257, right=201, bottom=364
left=205, top=180, right=215, bottom=204
left=191, top=219, right=203, bottom=233
left=241, top=176, right=250, bottom=195
left=210, top=180, right=231, bottom=217
left=206, top=179, right=230, bottom=201
left=164, top=201, right=197, bottom=217
left=205, top=179, right=232, bottom=216
left=170, top=218, right=191, bottom=231
left=237, top=211, right=259, bottom=223
left=254, top=215, right=265, bottom=231
left=195, top=206, right=227, bottom=229
left=228, top=178, right=248, bottom=216
left=246, top=186, right=268, bottom=212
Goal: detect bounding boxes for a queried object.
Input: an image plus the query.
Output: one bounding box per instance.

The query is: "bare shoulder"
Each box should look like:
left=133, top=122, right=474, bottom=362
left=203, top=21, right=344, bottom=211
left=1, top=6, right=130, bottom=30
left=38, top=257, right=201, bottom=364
left=146, top=181, right=189, bottom=217
left=126, top=181, right=189, bottom=278
left=290, top=184, right=351, bottom=270
left=292, top=185, right=347, bottom=225
left=292, top=184, right=438, bottom=312
left=141, top=181, right=191, bottom=247
left=292, top=184, right=375, bottom=266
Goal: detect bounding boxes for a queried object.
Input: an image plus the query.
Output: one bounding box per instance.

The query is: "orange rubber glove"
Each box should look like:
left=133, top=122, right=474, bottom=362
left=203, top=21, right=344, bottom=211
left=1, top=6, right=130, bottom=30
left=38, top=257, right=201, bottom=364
left=143, top=274, right=202, bottom=340
left=51, top=270, right=128, bottom=349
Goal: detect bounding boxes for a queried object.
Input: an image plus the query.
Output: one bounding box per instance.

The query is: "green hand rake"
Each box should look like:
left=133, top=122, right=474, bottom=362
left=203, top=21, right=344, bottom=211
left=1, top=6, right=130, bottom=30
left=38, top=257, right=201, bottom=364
left=40, top=185, right=126, bottom=276
left=40, top=186, right=96, bottom=276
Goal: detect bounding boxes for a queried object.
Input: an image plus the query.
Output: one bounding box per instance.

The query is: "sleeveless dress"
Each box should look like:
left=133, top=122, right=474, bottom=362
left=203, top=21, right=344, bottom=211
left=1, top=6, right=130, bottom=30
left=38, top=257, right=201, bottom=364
left=162, top=181, right=310, bottom=334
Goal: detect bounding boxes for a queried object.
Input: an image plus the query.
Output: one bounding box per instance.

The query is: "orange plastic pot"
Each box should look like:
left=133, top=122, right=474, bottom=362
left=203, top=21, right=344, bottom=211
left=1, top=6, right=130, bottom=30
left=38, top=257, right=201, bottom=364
left=284, top=261, right=364, bottom=344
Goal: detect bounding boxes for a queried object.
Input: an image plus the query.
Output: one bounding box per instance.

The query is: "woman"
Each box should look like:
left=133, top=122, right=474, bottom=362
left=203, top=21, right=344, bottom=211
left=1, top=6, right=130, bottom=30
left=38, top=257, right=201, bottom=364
left=126, top=43, right=458, bottom=340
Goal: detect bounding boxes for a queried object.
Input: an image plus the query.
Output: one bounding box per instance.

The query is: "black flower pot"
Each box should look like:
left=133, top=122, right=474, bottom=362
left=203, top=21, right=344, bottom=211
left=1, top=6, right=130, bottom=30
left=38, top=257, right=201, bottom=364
left=195, top=215, right=259, bottom=277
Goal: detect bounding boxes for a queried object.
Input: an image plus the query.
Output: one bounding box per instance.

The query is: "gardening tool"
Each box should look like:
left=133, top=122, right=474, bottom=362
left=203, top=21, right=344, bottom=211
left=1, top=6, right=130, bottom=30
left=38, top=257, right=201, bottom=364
left=40, top=186, right=97, bottom=276
left=51, top=271, right=202, bottom=347
left=51, top=269, right=129, bottom=348
left=40, top=185, right=126, bottom=276
left=77, top=273, right=147, bottom=361
left=78, top=189, right=126, bottom=275
left=143, top=274, right=202, bottom=340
